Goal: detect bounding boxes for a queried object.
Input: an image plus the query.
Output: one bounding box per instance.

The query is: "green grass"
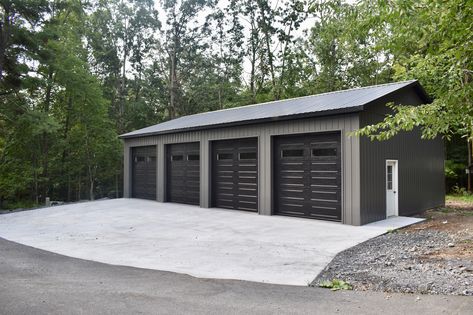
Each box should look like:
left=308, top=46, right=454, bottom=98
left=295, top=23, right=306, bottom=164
left=319, top=279, right=353, bottom=291
left=446, top=194, right=473, bottom=203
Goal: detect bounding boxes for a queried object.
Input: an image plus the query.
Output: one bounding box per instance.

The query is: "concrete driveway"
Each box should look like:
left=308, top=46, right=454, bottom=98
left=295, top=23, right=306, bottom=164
left=0, top=198, right=421, bottom=285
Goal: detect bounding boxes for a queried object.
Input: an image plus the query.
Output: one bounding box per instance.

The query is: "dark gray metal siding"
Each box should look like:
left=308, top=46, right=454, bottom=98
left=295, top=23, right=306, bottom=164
left=123, top=113, right=361, bottom=225
left=359, top=86, right=445, bottom=224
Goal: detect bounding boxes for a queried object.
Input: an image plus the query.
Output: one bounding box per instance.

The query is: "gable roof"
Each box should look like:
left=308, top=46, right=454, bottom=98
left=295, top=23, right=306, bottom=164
left=120, top=80, right=426, bottom=139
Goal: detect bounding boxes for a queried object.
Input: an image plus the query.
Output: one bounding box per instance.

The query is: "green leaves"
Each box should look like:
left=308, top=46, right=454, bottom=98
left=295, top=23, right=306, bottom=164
left=350, top=0, right=473, bottom=142
left=319, top=279, right=353, bottom=291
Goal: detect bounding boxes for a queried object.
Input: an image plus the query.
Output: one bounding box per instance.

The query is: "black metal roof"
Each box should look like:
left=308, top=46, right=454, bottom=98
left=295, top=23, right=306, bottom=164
left=120, top=80, right=425, bottom=139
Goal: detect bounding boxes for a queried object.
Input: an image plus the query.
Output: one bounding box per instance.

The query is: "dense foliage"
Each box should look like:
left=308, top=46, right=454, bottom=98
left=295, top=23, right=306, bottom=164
left=0, top=0, right=471, bottom=208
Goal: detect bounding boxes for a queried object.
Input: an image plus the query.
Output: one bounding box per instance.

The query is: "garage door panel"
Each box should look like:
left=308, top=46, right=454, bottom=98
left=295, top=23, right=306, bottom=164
left=310, top=177, right=339, bottom=186
left=274, top=132, right=341, bottom=221
left=132, top=146, right=157, bottom=200
left=212, top=138, right=258, bottom=212
left=311, top=191, right=339, bottom=202
left=278, top=192, right=305, bottom=202
left=237, top=177, right=257, bottom=185
left=235, top=194, right=257, bottom=203
left=167, top=142, right=200, bottom=206
left=310, top=163, right=338, bottom=172
left=277, top=204, right=305, bottom=216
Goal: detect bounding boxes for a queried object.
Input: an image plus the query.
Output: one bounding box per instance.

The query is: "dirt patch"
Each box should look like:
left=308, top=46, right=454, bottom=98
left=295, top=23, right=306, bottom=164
left=313, top=200, right=473, bottom=296
left=406, top=206, right=473, bottom=262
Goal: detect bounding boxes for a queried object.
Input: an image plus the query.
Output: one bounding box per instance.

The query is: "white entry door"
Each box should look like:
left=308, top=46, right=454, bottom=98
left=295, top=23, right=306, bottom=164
left=386, top=160, right=398, bottom=217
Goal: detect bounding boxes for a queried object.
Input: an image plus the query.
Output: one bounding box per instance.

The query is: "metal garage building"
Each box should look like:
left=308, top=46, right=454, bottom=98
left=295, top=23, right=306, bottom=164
left=120, top=80, right=445, bottom=225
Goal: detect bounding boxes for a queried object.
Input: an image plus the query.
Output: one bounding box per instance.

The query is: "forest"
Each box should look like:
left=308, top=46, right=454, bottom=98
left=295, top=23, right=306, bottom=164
left=0, top=0, right=471, bottom=209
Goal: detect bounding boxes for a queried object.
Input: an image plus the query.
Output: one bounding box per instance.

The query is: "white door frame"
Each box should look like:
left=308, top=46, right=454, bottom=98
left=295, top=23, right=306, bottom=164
left=386, top=160, right=399, bottom=217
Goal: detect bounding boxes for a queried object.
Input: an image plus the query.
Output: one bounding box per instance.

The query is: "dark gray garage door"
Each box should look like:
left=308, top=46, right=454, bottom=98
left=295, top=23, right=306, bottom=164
left=274, top=132, right=341, bottom=221
left=212, top=138, right=258, bottom=211
left=166, top=142, right=200, bottom=205
left=132, top=146, right=157, bottom=200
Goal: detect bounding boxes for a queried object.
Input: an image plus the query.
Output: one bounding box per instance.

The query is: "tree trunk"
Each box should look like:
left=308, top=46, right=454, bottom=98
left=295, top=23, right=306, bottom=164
left=67, top=175, right=71, bottom=202
left=119, top=21, right=128, bottom=133
left=41, top=67, right=54, bottom=202
left=468, top=138, right=472, bottom=193
left=61, top=95, right=73, bottom=200
left=257, top=1, right=277, bottom=100
left=115, top=173, right=119, bottom=198
left=169, top=49, right=177, bottom=119
left=0, top=3, right=12, bottom=81
left=77, top=176, right=81, bottom=200
left=89, top=176, right=94, bottom=201
left=249, top=16, right=257, bottom=103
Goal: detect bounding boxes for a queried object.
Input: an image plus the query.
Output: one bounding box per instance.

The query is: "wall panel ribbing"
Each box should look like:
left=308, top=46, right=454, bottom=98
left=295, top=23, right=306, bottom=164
left=123, top=114, right=361, bottom=225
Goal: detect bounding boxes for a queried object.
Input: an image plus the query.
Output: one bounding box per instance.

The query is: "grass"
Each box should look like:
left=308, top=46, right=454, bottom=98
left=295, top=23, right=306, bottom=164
left=446, top=194, right=473, bottom=203
left=318, top=279, right=353, bottom=291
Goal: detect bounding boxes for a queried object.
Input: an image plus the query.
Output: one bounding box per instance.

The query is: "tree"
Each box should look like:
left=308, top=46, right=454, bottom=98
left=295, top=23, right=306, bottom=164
left=160, top=0, right=216, bottom=118
left=353, top=0, right=473, bottom=190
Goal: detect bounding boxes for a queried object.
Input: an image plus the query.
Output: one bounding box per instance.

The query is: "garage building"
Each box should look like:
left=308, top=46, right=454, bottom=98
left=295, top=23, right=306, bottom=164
left=120, top=80, right=445, bottom=225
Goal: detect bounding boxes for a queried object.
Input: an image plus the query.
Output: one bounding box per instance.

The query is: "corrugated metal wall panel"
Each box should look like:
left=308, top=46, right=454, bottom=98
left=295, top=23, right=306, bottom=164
left=123, top=113, right=361, bottom=225
left=359, top=87, right=445, bottom=224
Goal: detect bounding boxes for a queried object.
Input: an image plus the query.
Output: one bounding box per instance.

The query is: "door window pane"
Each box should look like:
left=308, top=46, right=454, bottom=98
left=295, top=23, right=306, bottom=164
left=387, top=165, right=393, bottom=190
left=282, top=149, right=304, bottom=158
left=217, top=153, right=233, bottom=160
left=187, top=154, right=200, bottom=161
left=239, top=152, right=257, bottom=160
left=171, top=155, right=183, bottom=161
left=312, top=148, right=337, bottom=157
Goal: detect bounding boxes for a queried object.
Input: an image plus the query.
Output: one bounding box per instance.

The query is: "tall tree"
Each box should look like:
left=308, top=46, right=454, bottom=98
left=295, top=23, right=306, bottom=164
left=160, top=0, right=216, bottom=118
left=353, top=0, right=473, bottom=190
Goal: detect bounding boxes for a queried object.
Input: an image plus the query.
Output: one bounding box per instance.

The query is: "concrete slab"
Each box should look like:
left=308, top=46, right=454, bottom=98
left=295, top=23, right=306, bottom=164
left=0, top=199, right=422, bottom=285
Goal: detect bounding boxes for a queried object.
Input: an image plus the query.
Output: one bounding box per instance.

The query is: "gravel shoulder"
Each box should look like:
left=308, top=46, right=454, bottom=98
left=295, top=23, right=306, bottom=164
left=313, top=199, right=473, bottom=296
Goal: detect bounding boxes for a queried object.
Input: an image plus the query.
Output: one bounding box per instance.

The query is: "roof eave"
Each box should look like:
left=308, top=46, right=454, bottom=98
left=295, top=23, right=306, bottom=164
left=119, top=106, right=364, bottom=140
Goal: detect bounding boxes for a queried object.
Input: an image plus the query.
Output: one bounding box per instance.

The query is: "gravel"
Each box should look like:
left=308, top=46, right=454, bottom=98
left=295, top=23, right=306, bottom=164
left=312, top=229, right=473, bottom=296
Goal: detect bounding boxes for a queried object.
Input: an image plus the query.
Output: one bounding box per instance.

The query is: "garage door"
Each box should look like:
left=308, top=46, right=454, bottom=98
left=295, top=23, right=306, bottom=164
left=212, top=138, right=258, bottom=211
left=166, top=142, right=200, bottom=205
left=132, top=146, right=157, bottom=200
left=274, top=132, right=341, bottom=221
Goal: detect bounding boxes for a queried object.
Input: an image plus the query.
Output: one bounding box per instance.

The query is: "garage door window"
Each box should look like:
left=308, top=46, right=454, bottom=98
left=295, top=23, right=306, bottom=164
left=135, top=156, right=145, bottom=162
left=187, top=154, right=199, bottom=161
left=217, top=153, right=233, bottom=160
left=171, top=154, right=183, bottom=161
left=239, top=152, right=257, bottom=160
left=281, top=149, right=304, bottom=158
left=312, top=148, right=337, bottom=157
